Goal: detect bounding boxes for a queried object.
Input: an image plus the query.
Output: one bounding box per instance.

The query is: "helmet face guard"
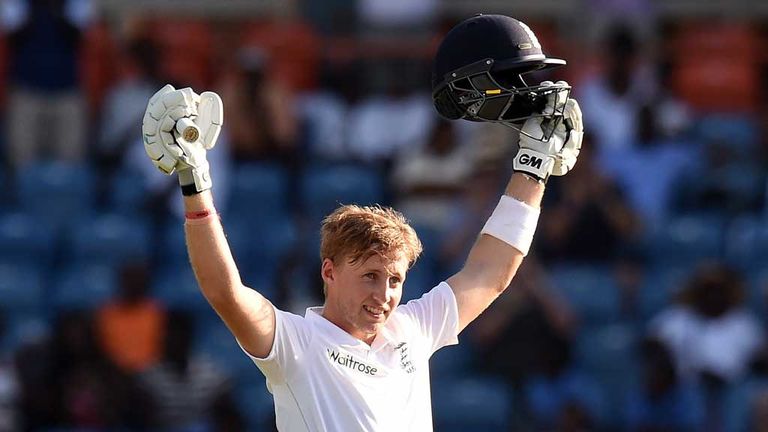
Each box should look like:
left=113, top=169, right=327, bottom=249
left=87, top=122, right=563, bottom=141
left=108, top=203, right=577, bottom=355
left=433, top=58, right=570, bottom=141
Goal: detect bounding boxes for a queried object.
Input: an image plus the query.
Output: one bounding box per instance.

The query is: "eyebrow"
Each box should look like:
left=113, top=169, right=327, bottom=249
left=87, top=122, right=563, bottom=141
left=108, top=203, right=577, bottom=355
left=363, top=268, right=404, bottom=279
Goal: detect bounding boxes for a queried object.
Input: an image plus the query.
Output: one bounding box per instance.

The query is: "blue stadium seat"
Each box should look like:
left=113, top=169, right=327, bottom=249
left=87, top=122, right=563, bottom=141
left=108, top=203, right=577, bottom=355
left=227, top=162, right=291, bottom=222
left=637, top=265, right=691, bottom=321
left=747, top=268, right=768, bottom=318
left=225, top=216, right=299, bottom=297
left=106, top=168, right=151, bottom=216
left=650, top=213, right=725, bottom=267
left=548, top=265, right=621, bottom=324
left=0, top=212, right=57, bottom=266
left=52, top=264, right=117, bottom=310
left=725, top=215, right=768, bottom=270
left=411, top=223, right=443, bottom=259
left=724, top=377, right=768, bottom=432
left=575, top=323, right=640, bottom=426
left=432, top=376, right=511, bottom=431
left=0, top=313, right=49, bottom=355
left=401, top=259, right=437, bottom=303
left=195, top=318, right=254, bottom=376
left=0, top=262, right=45, bottom=312
left=300, top=164, right=385, bottom=225
left=161, top=221, right=189, bottom=265
left=695, top=114, right=759, bottom=156
left=235, top=378, right=276, bottom=430
left=67, top=213, right=151, bottom=266
left=152, top=263, right=210, bottom=312
left=16, top=161, right=95, bottom=231
left=429, top=342, right=475, bottom=380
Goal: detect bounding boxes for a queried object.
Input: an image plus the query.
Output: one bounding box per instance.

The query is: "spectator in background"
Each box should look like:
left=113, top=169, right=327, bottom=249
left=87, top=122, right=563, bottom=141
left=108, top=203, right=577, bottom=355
left=606, top=103, right=697, bottom=229
left=469, top=258, right=578, bottom=386
left=299, top=59, right=363, bottom=162
left=523, top=332, right=603, bottom=431
left=219, top=47, right=298, bottom=165
left=535, top=138, right=642, bottom=264
left=391, top=118, right=473, bottom=232
left=649, top=263, right=764, bottom=430
left=0, top=0, right=93, bottom=171
left=138, top=310, right=242, bottom=431
left=623, top=337, right=704, bottom=432
left=577, top=23, right=655, bottom=157
left=650, top=263, right=764, bottom=384
left=97, top=35, right=162, bottom=175
left=345, top=66, right=434, bottom=166
left=15, top=310, right=140, bottom=429
left=96, top=261, right=165, bottom=373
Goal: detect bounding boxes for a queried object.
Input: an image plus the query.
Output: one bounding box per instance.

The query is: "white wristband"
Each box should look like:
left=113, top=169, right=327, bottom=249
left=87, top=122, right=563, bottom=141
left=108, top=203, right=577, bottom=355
left=481, top=195, right=540, bottom=256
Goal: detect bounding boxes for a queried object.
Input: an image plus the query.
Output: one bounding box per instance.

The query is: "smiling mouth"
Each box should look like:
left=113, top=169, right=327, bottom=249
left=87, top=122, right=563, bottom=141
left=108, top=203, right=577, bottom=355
left=363, top=305, right=386, bottom=319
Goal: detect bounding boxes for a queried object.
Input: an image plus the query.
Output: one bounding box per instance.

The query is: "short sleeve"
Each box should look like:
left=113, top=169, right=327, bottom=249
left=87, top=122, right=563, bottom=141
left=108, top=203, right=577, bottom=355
left=238, top=305, right=312, bottom=385
left=396, top=282, right=460, bottom=355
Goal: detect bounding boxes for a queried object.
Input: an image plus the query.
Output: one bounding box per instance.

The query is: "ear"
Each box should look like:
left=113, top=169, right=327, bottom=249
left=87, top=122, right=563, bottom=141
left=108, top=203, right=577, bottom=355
left=321, top=258, right=335, bottom=286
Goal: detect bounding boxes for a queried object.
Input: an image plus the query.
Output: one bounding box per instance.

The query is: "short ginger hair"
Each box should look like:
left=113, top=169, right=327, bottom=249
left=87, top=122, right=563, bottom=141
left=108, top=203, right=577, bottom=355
left=320, top=204, right=422, bottom=267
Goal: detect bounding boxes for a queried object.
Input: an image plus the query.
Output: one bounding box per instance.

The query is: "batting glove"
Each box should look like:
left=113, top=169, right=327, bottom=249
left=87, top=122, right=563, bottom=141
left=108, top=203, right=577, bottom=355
left=512, top=81, right=583, bottom=182
left=142, top=84, right=223, bottom=195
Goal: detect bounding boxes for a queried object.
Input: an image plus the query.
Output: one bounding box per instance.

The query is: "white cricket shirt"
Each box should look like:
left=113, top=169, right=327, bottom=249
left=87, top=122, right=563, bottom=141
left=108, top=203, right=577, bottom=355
left=241, top=282, right=460, bottom=431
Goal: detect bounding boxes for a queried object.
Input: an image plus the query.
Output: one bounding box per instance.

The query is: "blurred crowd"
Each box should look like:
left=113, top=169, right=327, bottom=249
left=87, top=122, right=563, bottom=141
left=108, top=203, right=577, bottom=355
left=0, top=0, right=767, bottom=431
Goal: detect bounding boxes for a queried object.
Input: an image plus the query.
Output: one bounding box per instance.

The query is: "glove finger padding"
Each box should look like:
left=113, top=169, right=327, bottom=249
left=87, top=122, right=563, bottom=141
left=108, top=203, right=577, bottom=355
left=143, top=86, right=205, bottom=174
left=196, top=91, right=223, bottom=150
left=143, top=84, right=180, bottom=174
left=551, top=98, right=583, bottom=176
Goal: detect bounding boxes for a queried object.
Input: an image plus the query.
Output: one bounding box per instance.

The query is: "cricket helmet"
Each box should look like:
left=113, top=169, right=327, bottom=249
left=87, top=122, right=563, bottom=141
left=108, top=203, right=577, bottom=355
left=432, top=14, right=570, bottom=140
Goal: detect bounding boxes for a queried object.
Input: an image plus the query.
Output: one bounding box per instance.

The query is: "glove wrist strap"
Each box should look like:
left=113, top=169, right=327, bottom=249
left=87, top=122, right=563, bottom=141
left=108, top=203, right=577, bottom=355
left=513, top=148, right=554, bottom=183
left=178, top=164, right=212, bottom=196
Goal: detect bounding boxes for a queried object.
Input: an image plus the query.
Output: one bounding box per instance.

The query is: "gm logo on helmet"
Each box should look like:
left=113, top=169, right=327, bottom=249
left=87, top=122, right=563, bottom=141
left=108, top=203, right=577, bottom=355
left=518, top=153, right=543, bottom=169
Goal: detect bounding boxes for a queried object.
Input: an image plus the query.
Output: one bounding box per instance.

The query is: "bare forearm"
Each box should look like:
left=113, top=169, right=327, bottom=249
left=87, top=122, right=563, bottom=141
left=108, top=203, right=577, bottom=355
left=463, top=173, right=545, bottom=287
left=449, top=173, right=546, bottom=330
left=504, top=172, right=545, bottom=208
left=183, top=191, right=243, bottom=303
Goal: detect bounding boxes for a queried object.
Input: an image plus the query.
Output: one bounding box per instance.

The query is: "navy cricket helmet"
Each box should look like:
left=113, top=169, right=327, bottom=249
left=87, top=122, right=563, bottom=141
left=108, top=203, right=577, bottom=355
left=432, top=14, right=569, bottom=139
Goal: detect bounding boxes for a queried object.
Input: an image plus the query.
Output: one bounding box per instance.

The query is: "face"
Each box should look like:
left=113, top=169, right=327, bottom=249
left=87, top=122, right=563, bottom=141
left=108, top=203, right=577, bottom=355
left=321, top=253, right=408, bottom=344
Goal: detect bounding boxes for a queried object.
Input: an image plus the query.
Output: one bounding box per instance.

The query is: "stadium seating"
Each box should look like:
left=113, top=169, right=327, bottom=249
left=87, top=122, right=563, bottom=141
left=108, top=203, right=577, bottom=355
left=429, top=342, right=476, bottom=380
left=636, top=265, right=691, bottom=321
left=300, top=163, right=386, bottom=226
left=196, top=318, right=256, bottom=376
left=227, top=162, right=292, bottom=223
left=400, top=257, right=438, bottom=303
left=649, top=213, right=725, bottom=267
left=66, top=213, right=151, bottom=266
left=723, top=377, right=768, bottom=432
left=432, top=376, right=511, bottom=431
left=695, top=114, right=759, bottom=156
left=725, top=215, right=768, bottom=271
left=51, top=264, right=117, bottom=310
left=575, top=323, right=640, bottom=426
left=16, top=161, right=96, bottom=232
left=747, top=268, right=768, bottom=319
left=0, top=261, right=45, bottom=313
left=152, top=263, right=210, bottom=312
left=0, top=212, right=57, bottom=266
left=0, top=313, right=48, bottom=355
left=548, top=264, right=622, bottom=324
left=235, top=375, right=277, bottom=430
left=106, top=169, right=151, bottom=216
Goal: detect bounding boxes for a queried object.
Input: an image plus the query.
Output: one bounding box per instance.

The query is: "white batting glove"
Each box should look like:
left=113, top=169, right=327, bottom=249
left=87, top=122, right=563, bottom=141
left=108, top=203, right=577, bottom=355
left=142, top=84, right=223, bottom=195
left=513, top=81, right=583, bottom=182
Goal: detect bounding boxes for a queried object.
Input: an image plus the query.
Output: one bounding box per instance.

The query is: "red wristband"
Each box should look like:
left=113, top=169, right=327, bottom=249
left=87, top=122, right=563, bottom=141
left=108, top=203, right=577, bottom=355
left=185, top=209, right=215, bottom=220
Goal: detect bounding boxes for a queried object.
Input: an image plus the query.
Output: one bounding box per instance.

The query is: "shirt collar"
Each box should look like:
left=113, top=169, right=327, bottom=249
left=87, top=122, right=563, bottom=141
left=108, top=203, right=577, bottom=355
left=305, top=306, right=397, bottom=352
